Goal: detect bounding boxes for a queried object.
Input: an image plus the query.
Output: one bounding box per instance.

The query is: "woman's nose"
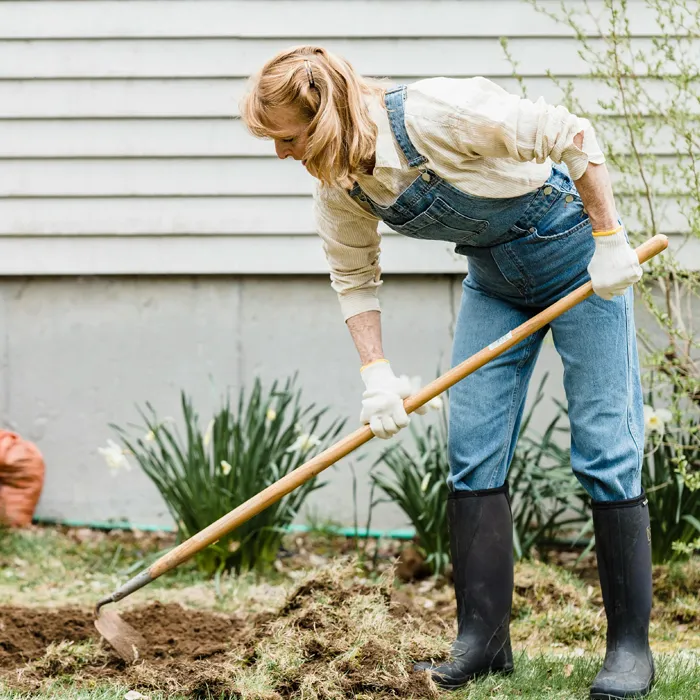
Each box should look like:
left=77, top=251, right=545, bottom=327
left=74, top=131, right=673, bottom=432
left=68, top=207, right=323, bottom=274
left=274, top=142, right=289, bottom=160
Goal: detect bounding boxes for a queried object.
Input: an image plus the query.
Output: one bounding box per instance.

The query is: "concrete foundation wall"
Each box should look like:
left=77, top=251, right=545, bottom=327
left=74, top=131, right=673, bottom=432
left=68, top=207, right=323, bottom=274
left=0, top=275, right=569, bottom=530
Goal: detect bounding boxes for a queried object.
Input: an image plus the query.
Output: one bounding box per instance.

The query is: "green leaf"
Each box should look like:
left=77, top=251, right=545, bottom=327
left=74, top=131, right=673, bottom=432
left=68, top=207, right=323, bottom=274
left=108, top=375, right=343, bottom=576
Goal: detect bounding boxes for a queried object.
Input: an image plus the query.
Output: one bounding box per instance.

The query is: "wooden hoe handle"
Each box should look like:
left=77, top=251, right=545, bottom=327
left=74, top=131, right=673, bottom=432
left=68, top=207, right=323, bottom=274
left=96, top=234, right=668, bottom=610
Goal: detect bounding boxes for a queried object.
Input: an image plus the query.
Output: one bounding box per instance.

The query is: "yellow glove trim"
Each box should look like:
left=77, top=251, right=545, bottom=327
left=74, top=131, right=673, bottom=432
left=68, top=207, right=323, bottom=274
left=592, top=224, right=624, bottom=238
left=360, top=358, right=389, bottom=371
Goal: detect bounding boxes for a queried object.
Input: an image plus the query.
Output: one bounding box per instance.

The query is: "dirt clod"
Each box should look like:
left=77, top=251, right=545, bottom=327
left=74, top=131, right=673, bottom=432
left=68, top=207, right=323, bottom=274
left=0, top=606, right=97, bottom=668
left=0, top=560, right=445, bottom=698
left=122, top=602, right=241, bottom=660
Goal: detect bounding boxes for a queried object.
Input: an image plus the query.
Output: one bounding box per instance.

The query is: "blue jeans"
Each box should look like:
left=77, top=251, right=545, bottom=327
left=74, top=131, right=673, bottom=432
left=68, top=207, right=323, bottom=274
left=448, top=222, right=644, bottom=502
left=348, top=85, right=645, bottom=503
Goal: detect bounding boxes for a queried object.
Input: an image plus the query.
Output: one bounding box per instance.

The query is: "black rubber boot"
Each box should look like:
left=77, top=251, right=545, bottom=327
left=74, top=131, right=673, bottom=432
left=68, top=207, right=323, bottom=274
left=414, top=484, right=514, bottom=690
left=590, top=493, right=655, bottom=699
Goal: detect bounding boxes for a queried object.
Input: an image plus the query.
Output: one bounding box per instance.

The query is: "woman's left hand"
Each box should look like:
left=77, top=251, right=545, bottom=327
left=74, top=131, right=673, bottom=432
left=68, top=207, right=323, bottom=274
left=587, top=226, right=643, bottom=300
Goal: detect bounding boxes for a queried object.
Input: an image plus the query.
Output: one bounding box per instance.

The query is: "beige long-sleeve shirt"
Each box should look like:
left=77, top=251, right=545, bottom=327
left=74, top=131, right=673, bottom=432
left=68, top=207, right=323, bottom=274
left=313, top=76, right=605, bottom=321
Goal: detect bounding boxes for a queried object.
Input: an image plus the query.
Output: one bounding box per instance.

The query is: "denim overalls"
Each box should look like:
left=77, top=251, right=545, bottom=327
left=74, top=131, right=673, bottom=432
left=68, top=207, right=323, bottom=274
left=349, top=86, right=644, bottom=502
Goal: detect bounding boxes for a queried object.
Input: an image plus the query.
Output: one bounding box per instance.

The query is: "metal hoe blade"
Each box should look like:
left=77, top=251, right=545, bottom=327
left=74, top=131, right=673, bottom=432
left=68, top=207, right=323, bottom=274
left=94, top=608, right=148, bottom=663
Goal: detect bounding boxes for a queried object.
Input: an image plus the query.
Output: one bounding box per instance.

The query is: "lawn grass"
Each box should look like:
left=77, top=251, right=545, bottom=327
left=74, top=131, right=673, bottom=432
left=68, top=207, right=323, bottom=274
left=0, top=524, right=286, bottom=614
left=1, top=653, right=699, bottom=699
left=452, top=653, right=700, bottom=699
left=1, top=525, right=699, bottom=698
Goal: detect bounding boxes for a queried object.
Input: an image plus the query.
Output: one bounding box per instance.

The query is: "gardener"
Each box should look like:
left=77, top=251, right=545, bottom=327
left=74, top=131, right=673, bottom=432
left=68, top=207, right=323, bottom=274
left=241, top=46, right=654, bottom=699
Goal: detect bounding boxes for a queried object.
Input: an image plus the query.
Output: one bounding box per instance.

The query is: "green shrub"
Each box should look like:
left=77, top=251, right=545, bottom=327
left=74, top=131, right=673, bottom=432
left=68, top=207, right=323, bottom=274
left=370, top=410, right=450, bottom=576
left=502, top=0, right=700, bottom=563
left=370, top=375, right=590, bottom=571
left=108, top=376, right=344, bottom=576
left=642, top=390, right=700, bottom=563
left=510, top=381, right=700, bottom=564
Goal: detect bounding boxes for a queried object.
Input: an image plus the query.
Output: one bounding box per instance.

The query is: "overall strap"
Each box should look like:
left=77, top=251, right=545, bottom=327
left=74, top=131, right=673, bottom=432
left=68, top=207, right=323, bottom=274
left=384, top=86, right=429, bottom=169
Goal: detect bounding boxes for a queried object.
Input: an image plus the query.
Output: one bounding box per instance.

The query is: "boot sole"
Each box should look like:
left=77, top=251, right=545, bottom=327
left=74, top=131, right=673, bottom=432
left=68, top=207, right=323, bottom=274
left=434, top=664, right=514, bottom=691
left=590, top=682, right=654, bottom=699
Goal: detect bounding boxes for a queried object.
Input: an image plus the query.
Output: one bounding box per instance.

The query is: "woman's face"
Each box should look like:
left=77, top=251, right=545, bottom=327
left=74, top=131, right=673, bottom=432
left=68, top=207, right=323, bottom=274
left=270, top=107, right=310, bottom=166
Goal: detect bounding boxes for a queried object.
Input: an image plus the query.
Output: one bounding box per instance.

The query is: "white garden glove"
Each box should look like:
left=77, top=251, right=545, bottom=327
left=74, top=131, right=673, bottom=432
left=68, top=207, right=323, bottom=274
left=587, top=225, right=642, bottom=300
left=360, top=360, right=412, bottom=440
left=359, top=361, right=443, bottom=439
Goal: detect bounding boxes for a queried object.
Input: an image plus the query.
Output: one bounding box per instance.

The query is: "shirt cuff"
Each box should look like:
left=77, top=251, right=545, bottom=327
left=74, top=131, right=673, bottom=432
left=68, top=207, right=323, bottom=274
left=561, top=121, right=606, bottom=181
left=339, top=287, right=381, bottom=321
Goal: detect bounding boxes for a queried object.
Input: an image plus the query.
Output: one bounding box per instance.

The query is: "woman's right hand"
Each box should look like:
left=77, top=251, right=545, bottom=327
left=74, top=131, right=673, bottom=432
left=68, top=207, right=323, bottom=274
left=359, top=360, right=413, bottom=440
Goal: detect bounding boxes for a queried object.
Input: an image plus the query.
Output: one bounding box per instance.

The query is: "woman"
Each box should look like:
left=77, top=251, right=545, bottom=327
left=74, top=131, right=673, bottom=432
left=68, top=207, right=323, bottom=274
left=241, top=46, right=654, bottom=699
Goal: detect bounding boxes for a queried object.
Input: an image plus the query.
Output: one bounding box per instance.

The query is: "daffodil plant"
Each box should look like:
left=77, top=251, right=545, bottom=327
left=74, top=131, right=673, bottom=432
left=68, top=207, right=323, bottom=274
left=103, top=376, right=344, bottom=575
left=503, top=0, right=700, bottom=561
left=371, top=374, right=590, bottom=570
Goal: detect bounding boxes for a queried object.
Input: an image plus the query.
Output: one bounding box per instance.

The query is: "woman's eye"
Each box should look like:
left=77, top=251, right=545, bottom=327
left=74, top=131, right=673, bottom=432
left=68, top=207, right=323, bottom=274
left=282, top=137, right=295, bottom=143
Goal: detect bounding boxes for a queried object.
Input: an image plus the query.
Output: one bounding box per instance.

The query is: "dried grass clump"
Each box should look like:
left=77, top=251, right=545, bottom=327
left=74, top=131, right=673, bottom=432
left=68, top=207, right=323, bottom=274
left=230, top=557, right=446, bottom=699
left=512, top=560, right=590, bottom=618
left=32, top=640, right=110, bottom=676
left=653, top=560, right=700, bottom=603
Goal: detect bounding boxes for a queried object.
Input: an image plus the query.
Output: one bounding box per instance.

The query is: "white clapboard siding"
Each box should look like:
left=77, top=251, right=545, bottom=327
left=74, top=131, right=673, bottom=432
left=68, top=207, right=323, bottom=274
left=1, top=110, right=695, bottom=161
left=2, top=117, right=693, bottom=160
left=0, top=158, right=314, bottom=197
left=1, top=232, right=695, bottom=276
left=0, top=79, right=242, bottom=119
left=0, top=233, right=469, bottom=274
left=0, top=120, right=269, bottom=158
left=0, top=197, right=315, bottom=235
left=0, top=196, right=690, bottom=237
left=0, top=156, right=684, bottom=198
left=1, top=77, right=695, bottom=122
left=1, top=0, right=696, bottom=276
left=4, top=37, right=695, bottom=80
left=0, top=1, right=673, bottom=39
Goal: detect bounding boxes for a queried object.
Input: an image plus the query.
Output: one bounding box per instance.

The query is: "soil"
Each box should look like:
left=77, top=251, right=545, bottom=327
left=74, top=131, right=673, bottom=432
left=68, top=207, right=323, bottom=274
left=0, top=576, right=442, bottom=699
left=0, top=606, right=96, bottom=668
left=2, top=529, right=697, bottom=699
left=0, top=603, right=243, bottom=670
left=0, top=603, right=251, bottom=697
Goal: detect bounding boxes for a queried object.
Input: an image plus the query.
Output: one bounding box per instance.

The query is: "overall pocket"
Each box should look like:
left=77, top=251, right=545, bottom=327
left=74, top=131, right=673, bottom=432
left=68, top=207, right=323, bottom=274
left=519, top=190, right=590, bottom=242
left=388, top=196, right=490, bottom=244
left=502, top=196, right=595, bottom=302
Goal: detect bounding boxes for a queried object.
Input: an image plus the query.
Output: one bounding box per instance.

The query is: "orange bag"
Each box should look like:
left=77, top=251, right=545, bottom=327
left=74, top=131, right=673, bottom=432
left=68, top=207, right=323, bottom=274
left=0, top=430, right=45, bottom=527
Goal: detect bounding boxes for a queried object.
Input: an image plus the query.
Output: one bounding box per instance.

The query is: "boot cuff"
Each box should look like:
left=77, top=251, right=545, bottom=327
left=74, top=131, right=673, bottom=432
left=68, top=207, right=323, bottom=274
left=449, top=482, right=510, bottom=501
left=592, top=491, right=647, bottom=511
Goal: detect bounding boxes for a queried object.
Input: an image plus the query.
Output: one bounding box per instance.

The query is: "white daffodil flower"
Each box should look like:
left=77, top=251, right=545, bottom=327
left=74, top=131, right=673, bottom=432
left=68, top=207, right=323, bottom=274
left=286, top=433, right=321, bottom=455
left=266, top=408, right=277, bottom=423
left=427, top=395, right=444, bottom=411
left=98, top=439, right=132, bottom=475
left=409, top=376, right=444, bottom=412
left=643, top=405, right=673, bottom=435
left=144, top=416, right=175, bottom=443
left=203, top=418, right=215, bottom=448
left=221, top=460, right=232, bottom=476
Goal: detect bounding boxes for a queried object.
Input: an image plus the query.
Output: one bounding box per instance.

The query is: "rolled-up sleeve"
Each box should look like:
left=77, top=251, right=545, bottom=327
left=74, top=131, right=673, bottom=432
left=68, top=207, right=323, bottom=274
left=449, top=77, right=605, bottom=180
left=313, top=184, right=383, bottom=321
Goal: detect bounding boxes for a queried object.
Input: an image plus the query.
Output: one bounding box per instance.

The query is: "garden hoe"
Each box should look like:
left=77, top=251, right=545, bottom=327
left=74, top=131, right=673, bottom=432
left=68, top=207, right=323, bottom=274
left=94, top=234, right=669, bottom=662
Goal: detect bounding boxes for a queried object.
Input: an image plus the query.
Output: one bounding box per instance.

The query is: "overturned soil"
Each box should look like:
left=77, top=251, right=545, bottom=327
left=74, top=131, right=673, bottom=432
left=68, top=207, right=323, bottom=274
left=0, top=603, right=252, bottom=697
left=0, top=565, right=445, bottom=699
left=0, top=603, right=265, bottom=699
left=0, top=602, right=242, bottom=670
left=3, top=557, right=698, bottom=698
